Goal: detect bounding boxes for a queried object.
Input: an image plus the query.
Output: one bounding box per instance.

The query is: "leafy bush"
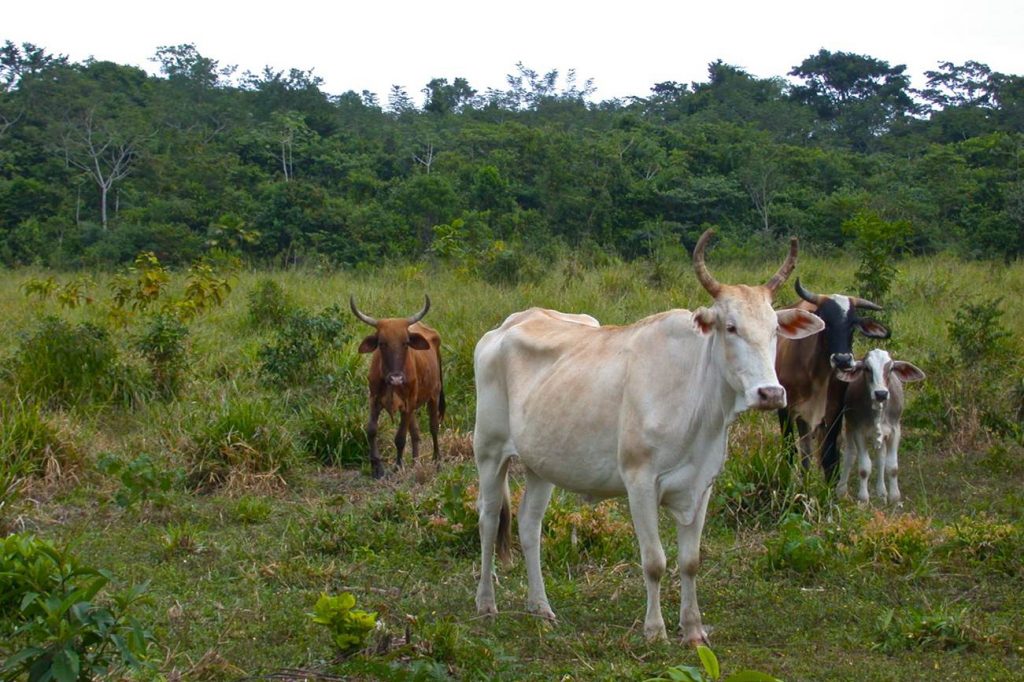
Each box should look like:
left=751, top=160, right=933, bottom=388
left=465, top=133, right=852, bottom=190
left=842, top=210, right=911, bottom=305
left=310, top=592, right=377, bottom=654
left=247, top=278, right=296, bottom=328
left=874, top=605, right=975, bottom=653
left=851, top=511, right=936, bottom=569
left=762, top=514, right=831, bottom=574
left=418, top=472, right=478, bottom=556
left=258, top=305, right=350, bottom=386
left=134, top=313, right=189, bottom=397
left=96, top=452, right=183, bottom=510
left=947, top=297, right=1012, bottom=365
left=298, top=402, right=368, bottom=468
left=0, top=400, right=82, bottom=480
left=938, top=514, right=1022, bottom=576
left=0, top=533, right=154, bottom=680
left=182, top=397, right=297, bottom=490
left=544, top=494, right=634, bottom=567
left=6, top=316, right=140, bottom=407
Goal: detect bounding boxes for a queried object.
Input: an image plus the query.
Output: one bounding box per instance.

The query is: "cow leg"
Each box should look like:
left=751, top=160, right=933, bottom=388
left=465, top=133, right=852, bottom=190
left=519, top=469, right=555, bottom=620
left=408, top=410, right=422, bottom=464
left=671, top=485, right=711, bottom=646
left=795, top=419, right=814, bottom=472
left=428, top=399, right=441, bottom=467
left=394, top=411, right=410, bottom=469
left=836, top=428, right=854, bottom=498
left=850, top=430, right=870, bottom=503
left=366, top=401, right=385, bottom=479
left=883, top=427, right=902, bottom=505
left=475, top=452, right=510, bottom=616
left=778, top=408, right=798, bottom=464
left=625, top=477, right=667, bottom=642
left=820, top=413, right=844, bottom=483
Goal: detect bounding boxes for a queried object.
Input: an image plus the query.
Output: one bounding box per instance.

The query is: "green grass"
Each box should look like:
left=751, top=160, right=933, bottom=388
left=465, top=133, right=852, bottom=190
left=1, top=254, right=1022, bottom=680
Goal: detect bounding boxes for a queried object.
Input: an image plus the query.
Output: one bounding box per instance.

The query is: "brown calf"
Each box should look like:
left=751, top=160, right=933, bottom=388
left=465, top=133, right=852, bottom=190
left=350, top=295, right=445, bottom=479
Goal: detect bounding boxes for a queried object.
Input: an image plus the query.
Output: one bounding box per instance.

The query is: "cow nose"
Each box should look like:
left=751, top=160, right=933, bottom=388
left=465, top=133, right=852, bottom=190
left=756, top=386, right=786, bottom=409
left=387, top=373, right=406, bottom=386
left=831, top=353, right=854, bottom=370
left=873, top=389, right=889, bottom=402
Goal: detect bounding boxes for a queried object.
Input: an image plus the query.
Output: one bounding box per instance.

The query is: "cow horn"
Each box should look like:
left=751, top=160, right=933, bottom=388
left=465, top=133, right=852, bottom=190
left=349, top=295, right=378, bottom=327
left=795, top=278, right=827, bottom=307
left=765, top=237, right=799, bottom=293
left=849, top=295, right=883, bottom=311
left=406, top=295, right=431, bottom=325
left=692, top=229, right=721, bottom=298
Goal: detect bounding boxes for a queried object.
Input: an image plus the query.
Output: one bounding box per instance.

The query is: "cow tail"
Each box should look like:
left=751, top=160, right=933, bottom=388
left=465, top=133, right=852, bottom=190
left=437, top=344, right=447, bottom=422
left=496, top=482, right=512, bottom=564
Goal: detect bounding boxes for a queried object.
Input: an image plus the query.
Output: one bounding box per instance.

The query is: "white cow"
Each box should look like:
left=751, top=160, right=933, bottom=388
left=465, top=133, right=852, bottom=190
left=835, top=348, right=926, bottom=505
left=472, top=229, right=824, bottom=643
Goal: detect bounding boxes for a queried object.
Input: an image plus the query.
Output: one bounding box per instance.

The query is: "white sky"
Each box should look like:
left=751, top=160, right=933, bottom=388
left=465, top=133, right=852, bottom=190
left=7, top=1, right=1023, bottom=102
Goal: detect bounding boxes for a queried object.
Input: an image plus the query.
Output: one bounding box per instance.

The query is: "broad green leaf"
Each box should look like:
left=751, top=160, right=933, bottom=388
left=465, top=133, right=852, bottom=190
left=697, top=645, right=720, bottom=680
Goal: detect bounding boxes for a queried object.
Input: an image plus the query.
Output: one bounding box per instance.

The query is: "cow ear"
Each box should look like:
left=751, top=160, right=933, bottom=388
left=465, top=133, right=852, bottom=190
left=693, top=307, right=716, bottom=335
left=777, top=308, right=825, bottom=339
left=408, top=333, right=430, bottom=350
left=892, top=361, right=926, bottom=383
left=856, top=318, right=891, bottom=339
left=834, top=362, right=865, bottom=383
left=358, top=335, right=378, bottom=353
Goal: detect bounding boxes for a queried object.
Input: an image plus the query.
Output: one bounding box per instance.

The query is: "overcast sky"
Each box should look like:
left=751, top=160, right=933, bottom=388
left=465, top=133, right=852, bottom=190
left=7, top=1, right=1023, bottom=103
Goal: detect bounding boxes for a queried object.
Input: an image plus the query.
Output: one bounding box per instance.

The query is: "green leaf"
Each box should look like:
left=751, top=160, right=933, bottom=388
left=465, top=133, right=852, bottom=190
left=697, top=645, right=720, bottom=680
left=51, top=649, right=80, bottom=682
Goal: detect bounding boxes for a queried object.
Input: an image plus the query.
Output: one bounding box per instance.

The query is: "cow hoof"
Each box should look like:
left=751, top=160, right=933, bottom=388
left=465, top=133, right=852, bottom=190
left=528, top=603, right=557, bottom=621
left=644, top=624, right=669, bottom=643
left=476, top=603, right=498, bottom=617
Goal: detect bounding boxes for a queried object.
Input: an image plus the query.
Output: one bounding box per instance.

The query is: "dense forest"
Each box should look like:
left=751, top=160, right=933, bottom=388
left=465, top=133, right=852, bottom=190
left=1, top=40, right=1022, bottom=268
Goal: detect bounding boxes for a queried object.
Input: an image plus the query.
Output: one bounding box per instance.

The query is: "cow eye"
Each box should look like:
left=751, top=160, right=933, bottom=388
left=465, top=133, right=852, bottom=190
left=726, top=323, right=738, bottom=334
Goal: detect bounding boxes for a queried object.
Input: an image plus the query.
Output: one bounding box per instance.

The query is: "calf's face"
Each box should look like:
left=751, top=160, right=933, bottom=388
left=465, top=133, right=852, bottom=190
left=835, top=348, right=926, bottom=406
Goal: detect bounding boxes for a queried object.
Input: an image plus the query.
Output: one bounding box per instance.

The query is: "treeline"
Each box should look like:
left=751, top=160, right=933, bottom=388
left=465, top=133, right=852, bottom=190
left=0, top=41, right=1022, bottom=268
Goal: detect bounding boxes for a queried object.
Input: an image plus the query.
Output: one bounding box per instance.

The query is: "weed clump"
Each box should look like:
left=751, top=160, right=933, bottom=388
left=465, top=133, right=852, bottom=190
left=247, top=278, right=296, bottom=328
left=298, top=401, right=368, bottom=468
left=0, top=400, right=82, bottom=482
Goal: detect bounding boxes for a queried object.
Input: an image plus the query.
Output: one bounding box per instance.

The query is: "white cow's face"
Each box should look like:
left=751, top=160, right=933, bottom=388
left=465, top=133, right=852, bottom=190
left=696, top=285, right=823, bottom=411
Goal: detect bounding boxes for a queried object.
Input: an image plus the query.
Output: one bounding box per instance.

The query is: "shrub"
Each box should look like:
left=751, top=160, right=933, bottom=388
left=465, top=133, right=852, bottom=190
left=96, top=452, right=183, bottom=510
left=299, top=402, right=368, bottom=468
left=0, top=400, right=82, bottom=480
left=938, top=514, right=1022, bottom=576
left=544, top=494, right=634, bottom=567
left=0, top=533, right=155, bottom=680
left=7, top=316, right=140, bottom=407
left=842, top=210, right=911, bottom=305
left=134, top=313, right=190, bottom=397
left=762, top=514, right=831, bottom=575
left=182, top=397, right=297, bottom=490
left=258, top=305, right=350, bottom=386
left=874, top=605, right=975, bottom=653
left=309, top=592, right=377, bottom=654
left=947, top=297, right=1012, bottom=366
left=851, top=511, right=936, bottom=569
left=247, top=278, right=296, bottom=328
left=418, top=472, right=478, bottom=556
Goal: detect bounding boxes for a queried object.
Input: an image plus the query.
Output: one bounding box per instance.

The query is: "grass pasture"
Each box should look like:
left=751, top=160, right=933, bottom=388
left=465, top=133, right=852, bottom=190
left=1, top=252, right=1023, bottom=681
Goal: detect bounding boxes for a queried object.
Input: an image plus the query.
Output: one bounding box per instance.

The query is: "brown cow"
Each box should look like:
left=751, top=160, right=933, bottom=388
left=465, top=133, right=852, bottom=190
left=350, top=295, right=445, bottom=479
left=775, top=279, right=890, bottom=481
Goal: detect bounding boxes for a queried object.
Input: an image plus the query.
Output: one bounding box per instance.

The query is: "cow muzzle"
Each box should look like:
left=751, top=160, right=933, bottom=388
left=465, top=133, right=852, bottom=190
left=830, top=353, right=855, bottom=370
left=751, top=385, right=787, bottom=411
left=873, top=389, right=889, bottom=402
left=386, top=372, right=406, bottom=386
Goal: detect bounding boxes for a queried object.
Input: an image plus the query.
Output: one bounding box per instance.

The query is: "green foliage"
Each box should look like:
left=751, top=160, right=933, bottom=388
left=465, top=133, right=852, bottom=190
left=0, top=400, right=81, bottom=480
left=841, top=210, right=912, bottom=304
left=0, top=533, right=154, bottom=681
left=417, top=472, right=479, bottom=556
left=309, top=592, right=377, bottom=654
left=159, top=522, right=203, bottom=556
left=762, top=514, right=831, bottom=574
left=96, top=452, right=183, bottom=509
left=231, top=495, right=273, bottom=524
left=133, top=313, right=189, bottom=397
left=6, top=316, right=139, bottom=408
left=298, top=402, right=368, bottom=468
left=246, top=278, right=296, bottom=328
left=645, top=645, right=781, bottom=682
left=947, top=297, right=1011, bottom=365
left=874, top=605, right=975, bottom=653
left=182, top=397, right=297, bottom=489
left=257, top=305, right=350, bottom=386
left=938, top=513, right=1023, bottom=576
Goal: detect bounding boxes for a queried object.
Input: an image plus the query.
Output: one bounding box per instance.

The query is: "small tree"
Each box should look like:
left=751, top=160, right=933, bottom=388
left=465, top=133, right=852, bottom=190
left=842, top=210, right=912, bottom=304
